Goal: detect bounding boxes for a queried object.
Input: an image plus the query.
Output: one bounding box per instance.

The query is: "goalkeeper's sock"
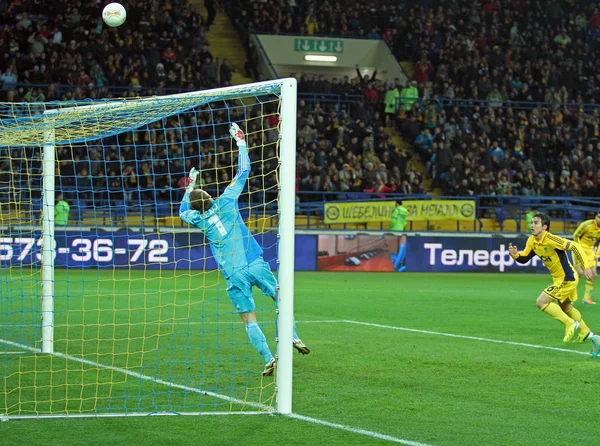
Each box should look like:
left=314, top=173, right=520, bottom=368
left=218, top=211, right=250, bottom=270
left=245, top=322, right=273, bottom=363
left=393, top=243, right=406, bottom=270
left=398, top=243, right=407, bottom=264
left=271, top=296, right=300, bottom=340
left=541, top=302, right=572, bottom=326
left=584, top=280, right=594, bottom=300
left=565, top=306, right=590, bottom=333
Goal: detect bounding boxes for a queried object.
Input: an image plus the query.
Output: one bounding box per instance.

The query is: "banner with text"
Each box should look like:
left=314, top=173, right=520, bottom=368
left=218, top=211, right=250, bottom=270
left=324, top=201, right=396, bottom=224
left=405, top=200, right=476, bottom=221
left=0, top=231, right=317, bottom=271
left=405, top=236, right=553, bottom=273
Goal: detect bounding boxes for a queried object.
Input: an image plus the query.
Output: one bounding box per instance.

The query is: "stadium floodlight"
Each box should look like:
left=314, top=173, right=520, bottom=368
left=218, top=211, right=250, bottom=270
left=0, top=78, right=297, bottom=418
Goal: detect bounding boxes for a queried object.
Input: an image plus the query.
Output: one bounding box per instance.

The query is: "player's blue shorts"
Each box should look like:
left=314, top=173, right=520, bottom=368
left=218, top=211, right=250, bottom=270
left=226, top=257, right=277, bottom=313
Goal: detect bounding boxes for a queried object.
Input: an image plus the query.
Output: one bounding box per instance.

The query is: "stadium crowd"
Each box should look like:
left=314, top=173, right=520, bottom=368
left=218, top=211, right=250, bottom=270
left=241, top=0, right=600, bottom=200
left=0, top=0, right=215, bottom=102
left=1, top=0, right=600, bottom=211
left=385, top=0, right=600, bottom=200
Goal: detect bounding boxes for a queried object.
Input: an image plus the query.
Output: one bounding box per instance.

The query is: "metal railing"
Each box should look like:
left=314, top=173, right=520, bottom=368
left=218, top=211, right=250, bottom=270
left=4, top=82, right=364, bottom=106
left=292, top=193, right=600, bottom=232
left=396, top=96, right=600, bottom=113
left=5, top=191, right=598, bottom=233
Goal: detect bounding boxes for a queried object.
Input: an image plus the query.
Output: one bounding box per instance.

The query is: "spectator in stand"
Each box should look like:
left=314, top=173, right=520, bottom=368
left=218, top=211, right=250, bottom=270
left=305, top=11, right=319, bottom=35
left=399, top=81, right=418, bottom=113
left=219, top=58, right=234, bottom=86
left=414, top=129, right=433, bottom=158
left=54, top=193, right=70, bottom=226
left=1, top=66, right=17, bottom=90
left=205, top=0, right=216, bottom=29
left=27, top=31, right=47, bottom=56
left=384, top=80, right=400, bottom=127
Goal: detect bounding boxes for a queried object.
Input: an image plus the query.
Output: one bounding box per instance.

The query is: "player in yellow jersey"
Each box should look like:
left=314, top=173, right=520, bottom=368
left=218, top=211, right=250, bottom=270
left=508, top=213, right=598, bottom=349
left=573, top=211, right=600, bottom=305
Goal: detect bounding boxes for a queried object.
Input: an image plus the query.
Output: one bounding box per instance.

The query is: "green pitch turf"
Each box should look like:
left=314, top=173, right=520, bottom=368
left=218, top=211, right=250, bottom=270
left=2, top=271, right=600, bottom=446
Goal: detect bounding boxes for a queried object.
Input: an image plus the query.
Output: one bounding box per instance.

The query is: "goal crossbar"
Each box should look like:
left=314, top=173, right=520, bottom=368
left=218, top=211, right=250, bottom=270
left=0, top=79, right=287, bottom=148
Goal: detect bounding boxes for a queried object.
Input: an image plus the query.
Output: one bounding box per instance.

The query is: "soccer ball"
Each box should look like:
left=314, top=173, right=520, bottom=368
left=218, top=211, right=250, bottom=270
left=102, top=3, right=126, bottom=28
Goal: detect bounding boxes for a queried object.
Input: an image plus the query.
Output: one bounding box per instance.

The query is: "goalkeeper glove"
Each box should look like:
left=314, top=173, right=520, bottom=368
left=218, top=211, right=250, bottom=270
left=186, top=167, right=199, bottom=193
left=229, top=122, right=246, bottom=147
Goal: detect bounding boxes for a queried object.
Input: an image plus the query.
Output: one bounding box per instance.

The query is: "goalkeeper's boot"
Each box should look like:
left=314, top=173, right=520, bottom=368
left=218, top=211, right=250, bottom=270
left=262, top=358, right=276, bottom=377
left=582, top=297, right=596, bottom=305
left=575, top=328, right=593, bottom=344
left=592, top=336, right=600, bottom=359
left=293, top=338, right=311, bottom=355
left=563, top=320, right=579, bottom=343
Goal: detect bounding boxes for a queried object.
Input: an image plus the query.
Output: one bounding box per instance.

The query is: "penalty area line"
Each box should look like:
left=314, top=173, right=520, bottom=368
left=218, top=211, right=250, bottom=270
left=342, top=320, right=590, bottom=356
left=0, top=319, right=589, bottom=356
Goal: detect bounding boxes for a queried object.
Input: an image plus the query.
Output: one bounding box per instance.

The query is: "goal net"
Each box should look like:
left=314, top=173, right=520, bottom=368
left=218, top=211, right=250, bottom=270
left=0, top=79, right=297, bottom=418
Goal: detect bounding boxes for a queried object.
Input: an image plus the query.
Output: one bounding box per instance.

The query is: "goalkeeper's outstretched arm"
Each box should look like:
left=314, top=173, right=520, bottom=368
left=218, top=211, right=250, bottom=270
left=179, top=167, right=201, bottom=225
left=222, top=123, right=250, bottom=200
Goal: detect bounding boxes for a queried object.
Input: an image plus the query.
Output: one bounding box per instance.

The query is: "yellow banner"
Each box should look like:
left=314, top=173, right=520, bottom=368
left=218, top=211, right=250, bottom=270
left=405, top=200, right=476, bottom=221
left=324, top=201, right=396, bottom=224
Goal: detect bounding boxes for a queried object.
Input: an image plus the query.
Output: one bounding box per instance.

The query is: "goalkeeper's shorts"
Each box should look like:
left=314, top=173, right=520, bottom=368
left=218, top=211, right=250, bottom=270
left=226, top=257, right=277, bottom=313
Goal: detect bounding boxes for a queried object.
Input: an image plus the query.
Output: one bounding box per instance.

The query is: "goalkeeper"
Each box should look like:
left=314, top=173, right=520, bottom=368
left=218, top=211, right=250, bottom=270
left=179, top=123, right=310, bottom=377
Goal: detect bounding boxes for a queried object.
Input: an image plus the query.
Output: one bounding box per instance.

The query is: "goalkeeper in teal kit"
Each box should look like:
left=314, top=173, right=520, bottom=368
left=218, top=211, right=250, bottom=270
left=179, top=123, right=309, bottom=377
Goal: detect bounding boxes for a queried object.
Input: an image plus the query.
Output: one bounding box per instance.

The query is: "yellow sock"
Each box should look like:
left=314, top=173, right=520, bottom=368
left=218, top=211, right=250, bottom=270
left=541, top=302, right=573, bottom=326
left=565, top=307, right=590, bottom=334
left=584, top=280, right=594, bottom=300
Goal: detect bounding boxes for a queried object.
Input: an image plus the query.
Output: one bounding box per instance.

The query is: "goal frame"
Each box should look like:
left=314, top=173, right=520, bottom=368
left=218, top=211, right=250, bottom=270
left=35, top=78, right=297, bottom=416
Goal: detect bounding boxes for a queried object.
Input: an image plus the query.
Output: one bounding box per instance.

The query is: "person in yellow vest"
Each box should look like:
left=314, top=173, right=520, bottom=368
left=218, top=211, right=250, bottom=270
left=390, top=201, right=408, bottom=272
left=400, top=81, right=419, bottom=112
left=573, top=211, right=600, bottom=304
left=390, top=200, right=408, bottom=231
left=384, top=81, right=400, bottom=127
left=55, top=193, right=70, bottom=226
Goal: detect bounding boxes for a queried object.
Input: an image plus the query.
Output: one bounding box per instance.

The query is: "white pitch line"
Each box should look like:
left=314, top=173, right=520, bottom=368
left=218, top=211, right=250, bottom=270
left=0, top=319, right=592, bottom=356
left=287, top=413, right=433, bottom=445
left=0, top=320, right=340, bottom=328
left=2, top=319, right=586, bottom=444
left=341, top=320, right=591, bottom=356
left=0, top=338, right=270, bottom=412
left=0, top=324, right=433, bottom=446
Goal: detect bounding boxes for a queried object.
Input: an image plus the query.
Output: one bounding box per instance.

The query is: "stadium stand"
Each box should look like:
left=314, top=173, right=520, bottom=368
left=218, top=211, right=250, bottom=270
left=1, top=0, right=600, bottom=230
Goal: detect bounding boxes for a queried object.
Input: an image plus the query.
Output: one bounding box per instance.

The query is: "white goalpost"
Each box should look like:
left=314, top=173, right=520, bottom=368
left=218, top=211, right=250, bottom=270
left=0, top=78, right=297, bottom=418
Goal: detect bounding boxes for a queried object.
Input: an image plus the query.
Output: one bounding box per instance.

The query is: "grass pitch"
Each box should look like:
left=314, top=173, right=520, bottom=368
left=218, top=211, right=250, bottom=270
left=2, top=271, right=600, bottom=445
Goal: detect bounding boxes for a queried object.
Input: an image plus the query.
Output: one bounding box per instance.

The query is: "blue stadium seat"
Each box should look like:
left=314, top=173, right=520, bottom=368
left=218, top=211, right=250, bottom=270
left=495, top=207, right=506, bottom=224
left=568, top=209, right=584, bottom=221
left=155, top=202, right=172, bottom=218
left=31, top=200, right=42, bottom=221
left=111, top=201, right=128, bottom=224
left=73, top=202, right=88, bottom=221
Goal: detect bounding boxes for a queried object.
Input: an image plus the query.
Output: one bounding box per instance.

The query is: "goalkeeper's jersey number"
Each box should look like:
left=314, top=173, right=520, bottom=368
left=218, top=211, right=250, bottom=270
left=208, top=215, right=228, bottom=237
